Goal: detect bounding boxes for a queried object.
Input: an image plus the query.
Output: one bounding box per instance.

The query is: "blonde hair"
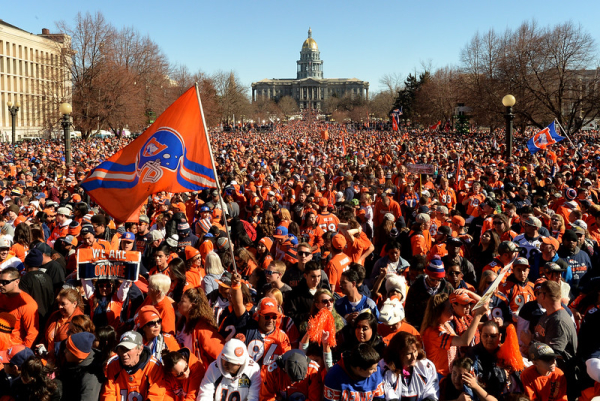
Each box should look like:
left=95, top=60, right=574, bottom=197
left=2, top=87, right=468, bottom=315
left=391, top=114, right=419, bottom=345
left=270, top=260, right=286, bottom=275
left=265, top=288, right=283, bottom=307
left=205, top=252, right=224, bottom=275
left=149, top=273, right=171, bottom=296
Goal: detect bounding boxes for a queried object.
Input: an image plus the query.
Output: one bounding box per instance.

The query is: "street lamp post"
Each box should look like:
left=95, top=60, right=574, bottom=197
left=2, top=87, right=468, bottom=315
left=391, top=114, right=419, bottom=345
left=502, top=95, right=516, bottom=159
left=7, top=101, right=20, bottom=145
left=60, top=102, right=72, bottom=167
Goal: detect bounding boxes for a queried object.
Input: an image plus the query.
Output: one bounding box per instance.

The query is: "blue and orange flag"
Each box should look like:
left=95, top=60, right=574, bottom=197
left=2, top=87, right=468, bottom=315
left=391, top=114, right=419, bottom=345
left=81, top=86, right=216, bottom=222
left=527, top=121, right=565, bottom=154
left=390, top=107, right=402, bottom=131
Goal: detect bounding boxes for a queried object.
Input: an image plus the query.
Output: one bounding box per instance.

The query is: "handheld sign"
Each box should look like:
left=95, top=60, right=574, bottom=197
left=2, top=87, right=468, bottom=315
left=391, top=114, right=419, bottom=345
left=76, top=248, right=141, bottom=282
left=473, top=255, right=517, bottom=310
left=406, top=164, right=436, bottom=175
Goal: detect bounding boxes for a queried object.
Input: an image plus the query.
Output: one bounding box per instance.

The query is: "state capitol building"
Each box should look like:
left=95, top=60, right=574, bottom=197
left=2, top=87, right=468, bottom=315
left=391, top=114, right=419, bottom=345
left=251, top=28, right=369, bottom=111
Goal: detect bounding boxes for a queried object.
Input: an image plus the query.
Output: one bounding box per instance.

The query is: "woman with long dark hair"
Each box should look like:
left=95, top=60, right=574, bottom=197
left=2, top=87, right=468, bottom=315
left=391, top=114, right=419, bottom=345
left=167, top=258, right=189, bottom=304
left=335, top=311, right=385, bottom=359
left=176, top=288, right=225, bottom=370
left=11, top=356, right=61, bottom=401
left=11, top=223, right=31, bottom=262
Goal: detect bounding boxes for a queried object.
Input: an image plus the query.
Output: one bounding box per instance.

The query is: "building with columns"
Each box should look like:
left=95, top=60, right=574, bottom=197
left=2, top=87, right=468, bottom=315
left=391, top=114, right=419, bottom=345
left=251, top=28, right=369, bottom=111
left=0, top=20, right=71, bottom=142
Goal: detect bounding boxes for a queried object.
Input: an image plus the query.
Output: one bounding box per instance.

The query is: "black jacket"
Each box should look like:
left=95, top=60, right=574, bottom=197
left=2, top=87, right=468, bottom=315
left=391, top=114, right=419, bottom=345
left=405, top=275, right=454, bottom=329
left=58, top=348, right=104, bottom=401
left=284, top=278, right=328, bottom=327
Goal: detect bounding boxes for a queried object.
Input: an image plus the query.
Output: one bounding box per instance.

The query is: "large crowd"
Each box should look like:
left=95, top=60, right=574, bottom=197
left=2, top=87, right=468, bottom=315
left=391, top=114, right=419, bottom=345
left=0, top=118, right=599, bottom=401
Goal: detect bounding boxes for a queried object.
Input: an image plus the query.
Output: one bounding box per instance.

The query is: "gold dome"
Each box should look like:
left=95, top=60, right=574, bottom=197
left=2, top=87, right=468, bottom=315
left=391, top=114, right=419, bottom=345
left=302, top=27, right=318, bottom=51
left=302, top=38, right=318, bottom=50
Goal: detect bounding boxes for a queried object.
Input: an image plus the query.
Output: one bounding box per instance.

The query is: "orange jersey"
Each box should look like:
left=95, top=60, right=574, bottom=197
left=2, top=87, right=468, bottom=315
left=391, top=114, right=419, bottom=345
left=422, top=323, right=458, bottom=376
left=520, top=365, right=567, bottom=401
left=316, top=212, right=340, bottom=233
left=438, top=188, right=457, bottom=210
left=465, top=193, right=486, bottom=217
left=163, top=348, right=205, bottom=401
left=498, top=279, right=535, bottom=317
left=346, top=231, right=372, bottom=263
left=300, top=225, right=325, bottom=253
left=410, top=230, right=432, bottom=257
left=325, top=252, right=351, bottom=295
left=101, top=352, right=165, bottom=401
left=260, top=358, right=322, bottom=401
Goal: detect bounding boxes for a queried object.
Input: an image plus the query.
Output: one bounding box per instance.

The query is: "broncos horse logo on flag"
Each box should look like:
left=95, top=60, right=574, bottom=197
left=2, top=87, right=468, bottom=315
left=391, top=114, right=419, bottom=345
left=527, top=121, right=565, bottom=154
left=137, top=129, right=184, bottom=184
left=81, top=85, right=217, bottom=222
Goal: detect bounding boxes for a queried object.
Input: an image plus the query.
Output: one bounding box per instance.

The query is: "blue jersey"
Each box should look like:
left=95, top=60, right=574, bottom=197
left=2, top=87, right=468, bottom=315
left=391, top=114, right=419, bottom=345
left=334, top=295, right=380, bottom=320
left=324, top=358, right=385, bottom=401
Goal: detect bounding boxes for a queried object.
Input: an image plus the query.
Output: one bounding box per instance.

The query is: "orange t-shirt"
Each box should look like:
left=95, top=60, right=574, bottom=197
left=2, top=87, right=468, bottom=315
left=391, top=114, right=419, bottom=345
left=325, top=252, right=351, bottom=295
left=422, top=323, right=458, bottom=375
left=520, top=365, right=567, bottom=401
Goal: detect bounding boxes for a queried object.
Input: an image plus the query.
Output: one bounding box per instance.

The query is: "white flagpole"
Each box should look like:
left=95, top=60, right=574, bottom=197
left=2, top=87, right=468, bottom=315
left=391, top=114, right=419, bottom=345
left=195, top=83, right=238, bottom=273
left=554, top=119, right=577, bottom=150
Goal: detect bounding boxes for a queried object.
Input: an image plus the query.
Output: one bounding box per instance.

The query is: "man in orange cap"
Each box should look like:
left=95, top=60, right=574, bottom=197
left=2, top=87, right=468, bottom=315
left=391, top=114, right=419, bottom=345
left=229, top=273, right=291, bottom=367
left=325, top=234, right=351, bottom=295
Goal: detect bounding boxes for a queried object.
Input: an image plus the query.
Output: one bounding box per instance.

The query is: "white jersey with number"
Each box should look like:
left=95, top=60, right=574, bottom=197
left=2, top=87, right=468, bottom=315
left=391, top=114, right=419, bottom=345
left=513, top=234, right=542, bottom=260
left=379, top=358, right=439, bottom=401
left=197, top=357, right=261, bottom=401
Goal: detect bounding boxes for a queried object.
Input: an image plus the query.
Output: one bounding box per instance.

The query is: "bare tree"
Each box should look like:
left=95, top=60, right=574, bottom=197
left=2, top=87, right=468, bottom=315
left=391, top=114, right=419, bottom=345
left=277, top=96, right=298, bottom=120
left=379, top=72, right=404, bottom=95
left=212, top=70, right=251, bottom=123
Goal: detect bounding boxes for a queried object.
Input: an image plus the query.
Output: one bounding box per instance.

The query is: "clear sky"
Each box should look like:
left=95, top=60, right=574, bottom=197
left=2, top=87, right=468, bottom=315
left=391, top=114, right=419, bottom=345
left=3, top=1, right=600, bottom=94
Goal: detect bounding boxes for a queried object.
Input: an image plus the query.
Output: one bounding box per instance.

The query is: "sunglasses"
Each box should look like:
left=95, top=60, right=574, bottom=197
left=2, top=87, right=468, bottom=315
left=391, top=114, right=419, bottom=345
left=298, top=251, right=311, bottom=257
left=448, top=271, right=462, bottom=276
left=320, top=298, right=333, bottom=305
left=263, top=314, right=278, bottom=320
left=265, top=270, right=279, bottom=276
left=145, top=319, right=162, bottom=328
left=0, top=278, right=18, bottom=286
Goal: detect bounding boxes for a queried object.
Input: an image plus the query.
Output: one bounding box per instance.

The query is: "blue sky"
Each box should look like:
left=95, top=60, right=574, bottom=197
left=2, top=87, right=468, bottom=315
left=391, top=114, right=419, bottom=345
left=4, top=1, right=600, bottom=93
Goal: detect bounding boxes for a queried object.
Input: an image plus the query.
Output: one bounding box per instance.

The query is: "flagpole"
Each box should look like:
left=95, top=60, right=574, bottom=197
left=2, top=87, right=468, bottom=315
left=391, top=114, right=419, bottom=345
left=194, top=83, right=238, bottom=273
left=554, top=119, right=577, bottom=150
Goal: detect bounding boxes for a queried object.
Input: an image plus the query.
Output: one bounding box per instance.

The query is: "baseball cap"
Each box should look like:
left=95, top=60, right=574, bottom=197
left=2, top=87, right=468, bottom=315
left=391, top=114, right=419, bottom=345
left=416, top=213, right=430, bottom=223
left=281, top=350, right=310, bottom=383
left=514, top=257, right=529, bottom=266
left=498, top=241, right=518, bottom=254
left=121, top=232, right=135, bottom=241
left=541, top=236, right=560, bottom=251
left=523, top=216, right=542, bottom=229
left=274, top=226, right=288, bottom=239
left=529, top=342, right=560, bottom=361
left=57, top=207, right=71, bottom=216
left=258, top=297, right=281, bottom=316
left=4, top=345, right=35, bottom=368
left=446, top=237, right=463, bottom=247
left=318, top=198, right=328, bottom=207
left=449, top=292, right=475, bottom=305
left=199, top=205, right=210, bottom=213
left=437, top=225, right=452, bottom=236
left=117, top=331, right=143, bottom=350
left=185, top=246, right=200, bottom=260
left=544, top=262, right=567, bottom=273
left=452, top=215, right=465, bottom=227
left=571, top=220, right=588, bottom=231
left=217, top=271, right=233, bottom=288
left=150, top=230, right=164, bottom=242
left=0, top=237, right=10, bottom=249
left=332, top=234, right=347, bottom=250
left=139, top=215, right=150, bottom=224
